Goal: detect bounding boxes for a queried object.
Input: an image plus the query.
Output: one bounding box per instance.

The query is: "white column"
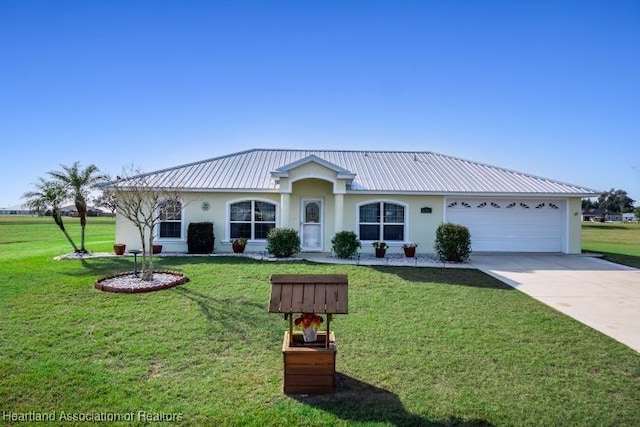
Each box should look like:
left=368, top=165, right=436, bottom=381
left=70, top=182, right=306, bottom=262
left=280, top=193, right=291, bottom=228
left=334, top=193, right=344, bottom=233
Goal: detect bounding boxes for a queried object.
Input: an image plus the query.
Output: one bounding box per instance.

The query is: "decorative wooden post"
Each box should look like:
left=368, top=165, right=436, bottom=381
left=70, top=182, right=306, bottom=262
left=269, top=274, right=348, bottom=394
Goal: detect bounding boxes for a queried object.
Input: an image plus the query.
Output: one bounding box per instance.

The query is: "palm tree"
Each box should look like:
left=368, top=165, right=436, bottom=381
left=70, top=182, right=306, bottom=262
left=49, top=162, right=107, bottom=253
left=22, top=179, right=80, bottom=252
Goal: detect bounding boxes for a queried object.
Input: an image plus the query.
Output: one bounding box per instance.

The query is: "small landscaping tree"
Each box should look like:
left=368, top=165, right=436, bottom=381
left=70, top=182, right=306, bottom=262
left=111, top=166, right=183, bottom=280
left=94, top=186, right=117, bottom=215
left=434, top=222, right=472, bottom=262
left=331, top=231, right=361, bottom=258
left=266, top=228, right=300, bottom=258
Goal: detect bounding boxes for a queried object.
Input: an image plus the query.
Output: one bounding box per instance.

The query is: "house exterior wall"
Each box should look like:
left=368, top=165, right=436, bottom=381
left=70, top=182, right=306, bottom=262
left=115, top=212, right=143, bottom=250
left=116, top=192, right=584, bottom=254
left=114, top=189, right=446, bottom=254
left=566, top=197, right=583, bottom=254
left=115, top=192, right=281, bottom=253
left=341, top=194, right=444, bottom=255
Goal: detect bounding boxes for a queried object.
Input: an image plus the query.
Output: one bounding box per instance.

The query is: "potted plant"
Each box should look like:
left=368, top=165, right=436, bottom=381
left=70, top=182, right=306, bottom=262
left=403, top=242, right=418, bottom=258
left=294, top=313, right=324, bottom=342
left=113, top=243, right=126, bottom=255
left=372, top=241, right=388, bottom=258
left=152, top=244, right=163, bottom=254
left=232, top=237, right=248, bottom=254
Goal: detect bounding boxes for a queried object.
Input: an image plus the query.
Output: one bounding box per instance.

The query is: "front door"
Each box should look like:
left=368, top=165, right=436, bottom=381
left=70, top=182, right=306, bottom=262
left=301, top=198, right=323, bottom=251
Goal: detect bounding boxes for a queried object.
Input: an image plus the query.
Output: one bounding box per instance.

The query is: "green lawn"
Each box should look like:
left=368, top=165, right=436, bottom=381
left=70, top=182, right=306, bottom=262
left=1, top=216, right=639, bottom=426
left=582, top=222, right=640, bottom=268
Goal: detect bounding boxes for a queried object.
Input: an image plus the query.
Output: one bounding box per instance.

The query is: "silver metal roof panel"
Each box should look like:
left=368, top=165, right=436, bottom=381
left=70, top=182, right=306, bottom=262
left=115, top=149, right=599, bottom=196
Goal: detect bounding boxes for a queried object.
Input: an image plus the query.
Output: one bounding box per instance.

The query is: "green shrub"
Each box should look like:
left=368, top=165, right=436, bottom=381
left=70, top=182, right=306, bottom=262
left=434, top=222, right=471, bottom=262
left=187, top=222, right=214, bottom=254
left=331, top=231, right=361, bottom=258
left=266, top=228, right=300, bottom=258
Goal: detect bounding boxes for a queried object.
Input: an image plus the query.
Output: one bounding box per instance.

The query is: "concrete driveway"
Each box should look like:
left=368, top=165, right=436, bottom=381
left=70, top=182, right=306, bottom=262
left=469, top=254, right=640, bottom=353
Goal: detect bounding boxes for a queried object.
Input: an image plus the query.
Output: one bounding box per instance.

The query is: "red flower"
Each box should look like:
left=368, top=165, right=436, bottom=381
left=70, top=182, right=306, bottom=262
left=294, top=313, right=323, bottom=329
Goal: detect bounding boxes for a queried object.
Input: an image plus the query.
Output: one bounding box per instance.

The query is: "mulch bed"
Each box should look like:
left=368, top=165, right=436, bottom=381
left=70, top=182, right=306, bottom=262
left=95, top=270, right=189, bottom=293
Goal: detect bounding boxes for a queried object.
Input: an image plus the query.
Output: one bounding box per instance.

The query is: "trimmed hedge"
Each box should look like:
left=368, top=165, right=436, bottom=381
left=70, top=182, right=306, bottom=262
left=266, top=228, right=300, bottom=258
left=331, top=231, right=361, bottom=258
left=434, top=222, right=471, bottom=262
left=187, top=222, right=215, bottom=254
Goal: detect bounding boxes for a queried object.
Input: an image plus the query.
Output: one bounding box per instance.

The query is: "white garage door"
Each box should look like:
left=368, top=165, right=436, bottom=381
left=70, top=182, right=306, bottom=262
left=445, top=199, right=565, bottom=252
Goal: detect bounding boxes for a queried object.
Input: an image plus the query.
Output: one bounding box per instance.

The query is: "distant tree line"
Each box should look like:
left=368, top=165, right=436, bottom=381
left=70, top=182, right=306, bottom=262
left=582, top=188, right=635, bottom=213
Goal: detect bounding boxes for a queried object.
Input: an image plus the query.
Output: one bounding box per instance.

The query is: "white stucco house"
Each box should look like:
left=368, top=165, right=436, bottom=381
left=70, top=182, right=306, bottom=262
left=113, top=149, right=599, bottom=255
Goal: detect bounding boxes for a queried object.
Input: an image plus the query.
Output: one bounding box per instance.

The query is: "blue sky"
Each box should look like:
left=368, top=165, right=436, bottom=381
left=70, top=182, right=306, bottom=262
left=1, top=1, right=638, bottom=207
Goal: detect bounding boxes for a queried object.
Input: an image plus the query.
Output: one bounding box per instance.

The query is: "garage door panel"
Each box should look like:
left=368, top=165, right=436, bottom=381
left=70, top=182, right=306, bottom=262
left=469, top=224, right=561, bottom=239
left=471, top=236, right=561, bottom=252
left=451, top=214, right=559, bottom=227
left=446, top=199, right=564, bottom=252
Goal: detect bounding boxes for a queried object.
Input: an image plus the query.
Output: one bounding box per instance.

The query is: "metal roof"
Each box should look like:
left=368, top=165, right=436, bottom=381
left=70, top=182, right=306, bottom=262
left=115, top=148, right=599, bottom=196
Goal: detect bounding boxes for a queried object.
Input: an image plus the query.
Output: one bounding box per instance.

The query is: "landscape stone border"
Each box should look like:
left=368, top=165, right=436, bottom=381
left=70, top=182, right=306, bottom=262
left=95, top=270, right=189, bottom=293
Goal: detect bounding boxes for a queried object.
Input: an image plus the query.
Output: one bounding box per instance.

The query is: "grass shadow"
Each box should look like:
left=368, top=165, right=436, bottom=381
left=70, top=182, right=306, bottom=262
left=171, top=286, right=282, bottom=342
left=62, top=254, right=208, bottom=277
left=292, top=373, right=494, bottom=426
left=591, top=251, right=640, bottom=269
left=60, top=256, right=135, bottom=276
left=367, top=266, right=514, bottom=290
left=161, top=255, right=274, bottom=267
left=582, top=223, right=629, bottom=230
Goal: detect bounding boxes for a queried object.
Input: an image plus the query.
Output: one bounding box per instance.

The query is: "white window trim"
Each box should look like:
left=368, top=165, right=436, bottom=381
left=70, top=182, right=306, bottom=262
left=155, top=198, right=185, bottom=242
left=225, top=198, right=280, bottom=243
left=356, top=200, right=409, bottom=245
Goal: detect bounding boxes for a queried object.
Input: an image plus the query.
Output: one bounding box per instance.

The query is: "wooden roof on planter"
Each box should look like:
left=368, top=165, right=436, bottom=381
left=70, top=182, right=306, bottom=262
left=269, top=274, right=348, bottom=314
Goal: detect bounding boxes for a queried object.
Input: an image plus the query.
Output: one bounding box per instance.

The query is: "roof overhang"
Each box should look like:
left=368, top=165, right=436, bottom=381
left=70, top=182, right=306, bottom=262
left=343, top=190, right=599, bottom=198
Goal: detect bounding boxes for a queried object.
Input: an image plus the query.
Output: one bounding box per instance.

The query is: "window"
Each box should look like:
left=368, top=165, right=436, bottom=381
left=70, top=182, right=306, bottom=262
left=157, top=199, right=182, bottom=239
left=359, top=202, right=405, bottom=241
left=230, top=200, right=276, bottom=240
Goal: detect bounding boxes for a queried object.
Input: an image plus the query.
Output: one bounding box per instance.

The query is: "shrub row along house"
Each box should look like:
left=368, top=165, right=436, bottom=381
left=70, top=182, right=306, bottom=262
left=111, top=149, right=598, bottom=255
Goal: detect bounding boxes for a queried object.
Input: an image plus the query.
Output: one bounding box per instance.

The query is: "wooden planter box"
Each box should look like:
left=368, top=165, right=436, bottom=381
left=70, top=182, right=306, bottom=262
left=282, top=330, right=336, bottom=394
left=269, top=274, right=348, bottom=395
